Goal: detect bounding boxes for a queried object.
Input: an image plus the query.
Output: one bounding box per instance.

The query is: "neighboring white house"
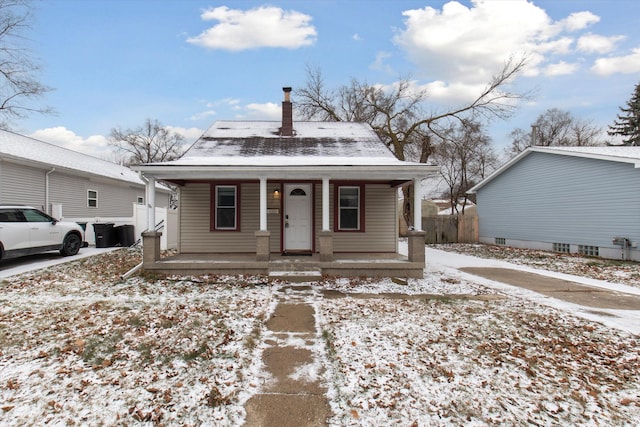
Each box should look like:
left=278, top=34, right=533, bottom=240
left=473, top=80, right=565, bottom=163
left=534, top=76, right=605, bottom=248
left=0, top=129, right=173, bottom=246
left=468, top=146, right=640, bottom=261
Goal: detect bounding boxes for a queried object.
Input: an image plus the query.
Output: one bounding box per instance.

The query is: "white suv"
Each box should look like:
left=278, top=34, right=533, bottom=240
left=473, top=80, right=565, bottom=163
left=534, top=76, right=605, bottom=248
left=0, top=205, right=86, bottom=262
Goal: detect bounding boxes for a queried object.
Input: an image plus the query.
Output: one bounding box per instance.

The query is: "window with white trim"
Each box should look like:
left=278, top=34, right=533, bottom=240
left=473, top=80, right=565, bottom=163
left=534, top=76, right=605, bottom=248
left=215, top=185, right=237, bottom=230
left=137, top=196, right=144, bottom=205
left=87, top=190, right=98, bottom=208
left=338, top=186, right=360, bottom=230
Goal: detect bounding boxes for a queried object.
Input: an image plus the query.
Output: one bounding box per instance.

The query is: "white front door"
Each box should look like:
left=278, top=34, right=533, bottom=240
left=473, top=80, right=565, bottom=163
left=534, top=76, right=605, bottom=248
left=284, top=183, right=312, bottom=252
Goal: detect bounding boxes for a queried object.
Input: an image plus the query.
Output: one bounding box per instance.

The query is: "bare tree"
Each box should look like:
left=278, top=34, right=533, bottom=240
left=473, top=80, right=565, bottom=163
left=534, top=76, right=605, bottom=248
left=297, top=55, right=530, bottom=226
left=0, top=0, right=52, bottom=128
left=109, top=118, right=186, bottom=165
left=434, top=120, right=497, bottom=215
left=505, top=108, right=603, bottom=158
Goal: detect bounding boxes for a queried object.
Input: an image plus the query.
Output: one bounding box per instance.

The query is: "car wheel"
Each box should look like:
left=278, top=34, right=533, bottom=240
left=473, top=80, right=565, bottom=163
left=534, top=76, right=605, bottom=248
left=60, top=233, right=81, bottom=256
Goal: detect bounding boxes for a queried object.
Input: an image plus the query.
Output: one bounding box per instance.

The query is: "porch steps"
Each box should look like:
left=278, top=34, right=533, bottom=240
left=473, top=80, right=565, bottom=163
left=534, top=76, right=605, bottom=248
left=268, top=261, right=322, bottom=282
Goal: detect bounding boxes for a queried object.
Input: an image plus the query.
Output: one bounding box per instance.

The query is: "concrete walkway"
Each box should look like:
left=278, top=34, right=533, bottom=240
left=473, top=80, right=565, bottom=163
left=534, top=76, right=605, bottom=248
left=244, top=286, right=331, bottom=426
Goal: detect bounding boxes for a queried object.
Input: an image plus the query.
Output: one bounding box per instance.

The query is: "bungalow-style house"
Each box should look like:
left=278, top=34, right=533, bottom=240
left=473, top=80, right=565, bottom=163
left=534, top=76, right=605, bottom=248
left=0, top=129, right=172, bottom=245
left=133, top=88, right=438, bottom=278
left=468, top=146, right=640, bottom=261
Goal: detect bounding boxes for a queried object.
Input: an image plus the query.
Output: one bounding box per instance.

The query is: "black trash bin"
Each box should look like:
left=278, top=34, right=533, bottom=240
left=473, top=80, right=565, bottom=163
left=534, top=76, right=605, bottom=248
left=93, top=223, right=116, bottom=248
left=116, top=224, right=135, bottom=247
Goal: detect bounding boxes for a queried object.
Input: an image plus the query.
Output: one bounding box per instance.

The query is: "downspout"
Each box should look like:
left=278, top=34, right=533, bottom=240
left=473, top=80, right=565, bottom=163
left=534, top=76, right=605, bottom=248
left=45, top=168, right=56, bottom=215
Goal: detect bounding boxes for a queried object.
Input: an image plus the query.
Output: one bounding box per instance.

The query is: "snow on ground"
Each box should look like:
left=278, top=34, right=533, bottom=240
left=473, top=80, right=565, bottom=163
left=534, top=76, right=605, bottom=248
left=1, top=244, right=639, bottom=425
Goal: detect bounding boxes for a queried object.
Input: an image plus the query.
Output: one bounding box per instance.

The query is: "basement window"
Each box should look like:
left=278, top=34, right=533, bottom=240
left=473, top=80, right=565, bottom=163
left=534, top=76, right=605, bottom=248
left=495, top=237, right=506, bottom=245
left=553, top=243, right=571, bottom=253
left=578, top=245, right=599, bottom=257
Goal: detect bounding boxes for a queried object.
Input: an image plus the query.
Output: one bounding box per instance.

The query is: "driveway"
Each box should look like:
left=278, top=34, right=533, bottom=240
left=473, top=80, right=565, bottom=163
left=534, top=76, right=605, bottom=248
left=461, top=267, right=640, bottom=310
left=0, top=247, right=120, bottom=279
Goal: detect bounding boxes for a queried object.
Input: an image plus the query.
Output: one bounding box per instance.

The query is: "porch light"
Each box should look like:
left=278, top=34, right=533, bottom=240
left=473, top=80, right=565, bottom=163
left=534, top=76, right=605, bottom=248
left=273, top=189, right=281, bottom=200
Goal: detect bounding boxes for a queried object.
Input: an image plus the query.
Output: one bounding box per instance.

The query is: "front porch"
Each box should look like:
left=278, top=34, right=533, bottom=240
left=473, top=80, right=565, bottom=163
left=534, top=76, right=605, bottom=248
left=141, top=231, right=426, bottom=278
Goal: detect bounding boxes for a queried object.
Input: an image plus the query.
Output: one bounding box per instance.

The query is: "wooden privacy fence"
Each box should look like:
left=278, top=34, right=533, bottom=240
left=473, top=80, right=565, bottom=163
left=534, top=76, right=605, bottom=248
left=421, top=214, right=478, bottom=244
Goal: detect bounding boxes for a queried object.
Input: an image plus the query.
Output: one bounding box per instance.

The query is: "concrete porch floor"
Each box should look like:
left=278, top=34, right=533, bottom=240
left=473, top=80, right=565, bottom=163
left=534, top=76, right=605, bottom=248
left=144, top=252, right=425, bottom=278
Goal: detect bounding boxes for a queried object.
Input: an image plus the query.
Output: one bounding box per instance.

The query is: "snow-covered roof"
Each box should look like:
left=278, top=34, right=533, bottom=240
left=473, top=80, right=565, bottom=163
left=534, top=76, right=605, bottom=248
left=468, top=145, right=640, bottom=193
left=134, top=120, right=438, bottom=181
left=159, top=121, right=406, bottom=167
left=0, top=129, right=165, bottom=189
left=534, top=146, right=640, bottom=163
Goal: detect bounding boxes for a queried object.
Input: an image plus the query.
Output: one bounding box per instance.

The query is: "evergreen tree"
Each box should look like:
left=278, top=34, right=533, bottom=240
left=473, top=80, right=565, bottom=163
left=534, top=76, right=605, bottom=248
left=608, top=82, right=640, bottom=146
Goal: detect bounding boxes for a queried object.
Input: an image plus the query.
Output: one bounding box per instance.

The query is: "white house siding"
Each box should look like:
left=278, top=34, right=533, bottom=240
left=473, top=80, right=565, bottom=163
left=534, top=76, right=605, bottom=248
left=0, top=161, right=46, bottom=208
left=476, top=152, right=640, bottom=259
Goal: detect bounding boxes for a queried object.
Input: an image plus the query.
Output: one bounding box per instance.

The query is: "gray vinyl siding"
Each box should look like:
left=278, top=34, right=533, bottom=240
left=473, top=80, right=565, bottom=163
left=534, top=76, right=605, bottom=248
left=49, top=172, right=141, bottom=217
left=0, top=161, right=46, bottom=209
left=476, top=152, right=640, bottom=248
left=180, top=182, right=397, bottom=254
left=0, top=160, right=168, bottom=217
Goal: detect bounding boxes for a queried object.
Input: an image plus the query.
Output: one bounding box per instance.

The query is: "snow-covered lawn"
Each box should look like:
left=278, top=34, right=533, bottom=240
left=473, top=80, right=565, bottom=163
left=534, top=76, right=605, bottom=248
left=1, top=245, right=639, bottom=425
left=318, top=293, right=639, bottom=425
left=0, top=249, right=273, bottom=425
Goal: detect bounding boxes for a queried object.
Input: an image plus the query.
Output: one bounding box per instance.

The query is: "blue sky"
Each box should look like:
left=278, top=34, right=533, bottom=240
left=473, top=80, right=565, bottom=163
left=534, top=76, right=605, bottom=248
left=15, top=0, right=640, bottom=159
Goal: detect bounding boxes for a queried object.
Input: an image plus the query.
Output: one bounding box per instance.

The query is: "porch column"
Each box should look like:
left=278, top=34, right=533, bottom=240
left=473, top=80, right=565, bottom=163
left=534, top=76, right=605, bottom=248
left=259, top=177, right=267, bottom=231
left=142, top=231, right=162, bottom=265
left=409, top=176, right=425, bottom=267
left=146, top=175, right=156, bottom=231
left=413, top=176, right=422, bottom=231
left=322, top=177, right=330, bottom=231
left=320, top=177, right=333, bottom=261
left=256, top=177, right=270, bottom=261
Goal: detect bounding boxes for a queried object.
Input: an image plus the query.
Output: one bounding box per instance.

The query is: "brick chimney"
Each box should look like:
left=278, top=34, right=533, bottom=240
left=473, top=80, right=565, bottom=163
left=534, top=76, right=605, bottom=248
left=280, top=87, right=293, bottom=137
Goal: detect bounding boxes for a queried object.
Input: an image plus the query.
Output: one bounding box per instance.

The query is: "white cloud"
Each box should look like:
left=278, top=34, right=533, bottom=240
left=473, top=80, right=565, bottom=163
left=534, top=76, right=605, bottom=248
left=189, top=110, right=216, bottom=121
left=187, top=6, right=316, bottom=51
left=394, top=1, right=552, bottom=85
left=30, top=127, right=111, bottom=158
left=370, top=51, right=393, bottom=74
left=577, top=33, right=624, bottom=54
left=352, top=33, right=362, bottom=41
left=392, top=0, right=616, bottom=105
left=592, top=47, right=640, bottom=76
left=560, top=11, right=600, bottom=32
left=240, top=102, right=281, bottom=120
left=165, top=126, right=204, bottom=143
left=543, top=61, right=579, bottom=76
